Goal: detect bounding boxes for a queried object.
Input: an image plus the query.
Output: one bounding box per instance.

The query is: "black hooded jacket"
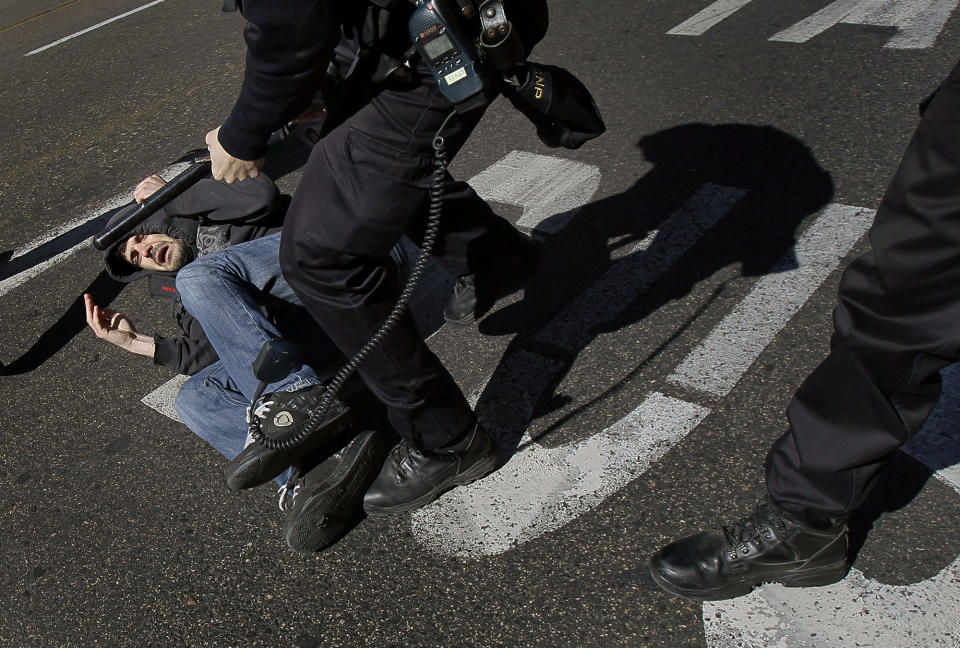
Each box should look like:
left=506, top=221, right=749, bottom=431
left=102, top=174, right=286, bottom=375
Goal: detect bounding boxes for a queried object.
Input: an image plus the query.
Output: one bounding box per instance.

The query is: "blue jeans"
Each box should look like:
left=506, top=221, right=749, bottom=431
left=174, top=233, right=330, bottom=486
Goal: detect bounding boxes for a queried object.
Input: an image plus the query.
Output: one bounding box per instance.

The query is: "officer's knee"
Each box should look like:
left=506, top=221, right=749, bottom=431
left=278, top=230, right=338, bottom=290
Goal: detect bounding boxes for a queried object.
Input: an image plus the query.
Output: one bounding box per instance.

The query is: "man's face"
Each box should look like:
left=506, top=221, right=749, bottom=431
left=119, top=233, right=190, bottom=272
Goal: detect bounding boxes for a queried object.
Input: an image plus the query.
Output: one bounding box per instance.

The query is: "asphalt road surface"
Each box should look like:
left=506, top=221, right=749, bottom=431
left=2, top=1, right=960, bottom=647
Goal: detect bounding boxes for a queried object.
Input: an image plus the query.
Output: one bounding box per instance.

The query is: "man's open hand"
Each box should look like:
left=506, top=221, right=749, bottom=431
left=205, top=126, right=265, bottom=183
left=84, top=294, right=155, bottom=358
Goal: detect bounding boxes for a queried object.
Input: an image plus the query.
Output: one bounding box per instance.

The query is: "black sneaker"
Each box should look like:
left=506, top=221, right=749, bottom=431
left=649, top=499, right=849, bottom=601
left=280, top=429, right=388, bottom=553
left=225, top=384, right=356, bottom=491
left=363, top=422, right=498, bottom=515
left=443, top=240, right=542, bottom=325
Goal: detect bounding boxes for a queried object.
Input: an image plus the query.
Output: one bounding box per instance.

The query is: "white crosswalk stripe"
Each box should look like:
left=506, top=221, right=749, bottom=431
left=668, top=0, right=959, bottom=49
left=669, top=204, right=875, bottom=396
left=414, top=199, right=873, bottom=558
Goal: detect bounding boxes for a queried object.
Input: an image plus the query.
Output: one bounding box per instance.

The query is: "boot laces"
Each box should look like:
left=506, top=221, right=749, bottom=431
left=254, top=398, right=279, bottom=420
left=721, top=503, right=785, bottom=547
left=389, top=442, right=418, bottom=480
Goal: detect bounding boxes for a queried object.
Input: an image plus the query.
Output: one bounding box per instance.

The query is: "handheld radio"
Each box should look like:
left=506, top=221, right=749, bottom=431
left=408, top=0, right=488, bottom=113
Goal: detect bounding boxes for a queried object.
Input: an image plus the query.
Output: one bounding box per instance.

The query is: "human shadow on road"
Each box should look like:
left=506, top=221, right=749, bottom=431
left=0, top=269, right=125, bottom=376
left=472, top=123, right=835, bottom=458
left=0, top=198, right=131, bottom=376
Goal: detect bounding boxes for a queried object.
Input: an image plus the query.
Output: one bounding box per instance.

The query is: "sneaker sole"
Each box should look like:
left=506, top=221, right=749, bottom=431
left=648, top=558, right=849, bottom=601
left=363, top=451, right=498, bottom=516
left=225, top=406, right=358, bottom=491
left=283, top=430, right=387, bottom=552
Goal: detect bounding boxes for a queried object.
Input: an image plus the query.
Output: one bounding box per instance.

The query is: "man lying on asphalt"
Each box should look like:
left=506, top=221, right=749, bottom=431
left=85, top=171, right=392, bottom=552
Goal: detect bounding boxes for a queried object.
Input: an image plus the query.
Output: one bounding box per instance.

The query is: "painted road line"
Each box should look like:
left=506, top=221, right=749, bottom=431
left=0, top=162, right=188, bottom=298
left=412, top=392, right=710, bottom=557
left=411, top=184, right=745, bottom=554
left=459, top=184, right=744, bottom=449
left=532, top=183, right=745, bottom=349
left=669, top=204, right=876, bottom=397
left=141, top=374, right=188, bottom=422
left=25, top=0, right=169, bottom=56
left=667, top=0, right=756, bottom=37
left=0, top=197, right=126, bottom=298
left=0, top=0, right=84, bottom=34
left=770, top=0, right=960, bottom=49
left=466, top=150, right=601, bottom=235
left=704, top=556, right=960, bottom=648
left=413, top=201, right=875, bottom=557
left=666, top=0, right=959, bottom=49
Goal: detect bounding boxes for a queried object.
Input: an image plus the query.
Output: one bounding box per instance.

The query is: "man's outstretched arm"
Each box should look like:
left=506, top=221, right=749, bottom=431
left=83, top=293, right=155, bottom=358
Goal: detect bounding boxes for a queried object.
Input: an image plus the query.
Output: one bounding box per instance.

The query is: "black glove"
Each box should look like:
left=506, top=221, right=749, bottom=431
left=503, top=62, right=606, bottom=149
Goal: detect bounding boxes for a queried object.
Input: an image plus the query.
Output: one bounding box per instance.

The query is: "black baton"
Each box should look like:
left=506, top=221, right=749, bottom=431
left=92, top=160, right=211, bottom=251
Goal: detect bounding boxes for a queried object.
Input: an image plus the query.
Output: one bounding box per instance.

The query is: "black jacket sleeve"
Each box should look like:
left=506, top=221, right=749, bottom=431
left=161, top=175, right=281, bottom=225
left=152, top=305, right=220, bottom=376
left=219, top=0, right=341, bottom=160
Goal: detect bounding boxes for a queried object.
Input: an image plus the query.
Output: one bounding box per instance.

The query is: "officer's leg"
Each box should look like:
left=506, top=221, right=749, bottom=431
left=767, top=59, right=960, bottom=520
left=649, top=58, right=960, bottom=601
left=280, top=67, right=500, bottom=513
left=370, top=60, right=540, bottom=324
left=405, top=173, right=542, bottom=325
left=281, top=162, right=474, bottom=450
left=404, top=172, right=537, bottom=279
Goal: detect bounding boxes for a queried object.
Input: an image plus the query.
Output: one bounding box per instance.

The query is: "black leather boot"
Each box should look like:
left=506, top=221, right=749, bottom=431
left=649, top=499, right=849, bottom=601
left=443, top=240, right=542, bottom=325
left=363, top=422, right=498, bottom=515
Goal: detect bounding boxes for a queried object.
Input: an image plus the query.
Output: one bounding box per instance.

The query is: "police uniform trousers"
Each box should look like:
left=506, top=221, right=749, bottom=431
left=279, top=55, right=529, bottom=451
left=766, top=57, right=960, bottom=518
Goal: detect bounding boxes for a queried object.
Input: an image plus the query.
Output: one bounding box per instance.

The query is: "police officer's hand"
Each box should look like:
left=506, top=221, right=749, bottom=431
left=134, top=174, right=166, bottom=203
left=205, top=126, right=265, bottom=183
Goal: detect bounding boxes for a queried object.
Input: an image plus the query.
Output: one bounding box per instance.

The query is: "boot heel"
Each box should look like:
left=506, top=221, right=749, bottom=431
left=781, top=562, right=849, bottom=588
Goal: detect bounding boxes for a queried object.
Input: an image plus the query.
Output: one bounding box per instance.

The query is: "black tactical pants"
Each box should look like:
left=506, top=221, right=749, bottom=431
left=279, top=55, right=529, bottom=451
left=766, top=58, right=960, bottom=518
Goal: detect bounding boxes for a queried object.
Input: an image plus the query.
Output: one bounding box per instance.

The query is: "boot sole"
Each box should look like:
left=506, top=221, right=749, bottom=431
left=225, top=406, right=358, bottom=491
left=363, top=451, right=498, bottom=516
left=283, top=430, right=387, bottom=552
left=648, top=558, right=849, bottom=601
